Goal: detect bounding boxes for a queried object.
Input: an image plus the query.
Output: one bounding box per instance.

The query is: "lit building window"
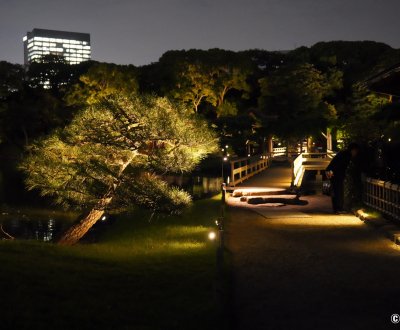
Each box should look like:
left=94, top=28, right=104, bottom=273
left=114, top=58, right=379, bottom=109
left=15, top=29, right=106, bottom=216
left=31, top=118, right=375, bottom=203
left=23, top=28, right=91, bottom=66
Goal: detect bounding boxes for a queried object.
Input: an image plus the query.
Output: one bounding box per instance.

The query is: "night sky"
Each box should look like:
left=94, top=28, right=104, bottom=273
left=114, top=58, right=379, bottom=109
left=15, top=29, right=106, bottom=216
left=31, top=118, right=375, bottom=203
left=1, top=0, right=400, bottom=66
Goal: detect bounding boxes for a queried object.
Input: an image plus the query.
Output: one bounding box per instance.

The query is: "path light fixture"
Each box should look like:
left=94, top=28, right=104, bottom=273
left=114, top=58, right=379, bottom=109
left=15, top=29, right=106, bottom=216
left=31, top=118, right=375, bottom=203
left=208, top=231, right=217, bottom=240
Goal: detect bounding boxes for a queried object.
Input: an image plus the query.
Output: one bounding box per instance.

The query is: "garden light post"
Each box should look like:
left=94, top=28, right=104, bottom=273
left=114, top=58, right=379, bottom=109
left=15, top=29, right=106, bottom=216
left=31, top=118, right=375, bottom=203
left=221, top=145, right=229, bottom=183
left=222, top=156, right=228, bottom=182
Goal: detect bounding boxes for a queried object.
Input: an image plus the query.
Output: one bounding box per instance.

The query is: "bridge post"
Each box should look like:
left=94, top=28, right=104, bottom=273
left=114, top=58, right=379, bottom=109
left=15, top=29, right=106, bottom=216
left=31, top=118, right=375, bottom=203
left=326, top=128, right=332, bottom=151
left=291, top=161, right=295, bottom=188
left=230, top=161, right=234, bottom=186
left=267, top=136, right=273, bottom=154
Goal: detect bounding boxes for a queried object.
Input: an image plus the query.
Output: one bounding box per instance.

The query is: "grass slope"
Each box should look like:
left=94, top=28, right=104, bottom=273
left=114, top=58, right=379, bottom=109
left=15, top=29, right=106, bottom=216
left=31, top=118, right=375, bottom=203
left=0, top=195, right=224, bottom=330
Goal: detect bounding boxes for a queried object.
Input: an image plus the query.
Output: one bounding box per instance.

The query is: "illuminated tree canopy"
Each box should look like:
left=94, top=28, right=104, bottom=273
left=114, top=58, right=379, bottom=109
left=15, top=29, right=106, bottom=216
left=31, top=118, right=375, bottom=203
left=66, top=63, right=139, bottom=106
left=147, top=49, right=252, bottom=116
left=170, top=61, right=251, bottom=115
left=21, top=93, right=218, bottom=245
left=337, top=83, right=390, bottom=143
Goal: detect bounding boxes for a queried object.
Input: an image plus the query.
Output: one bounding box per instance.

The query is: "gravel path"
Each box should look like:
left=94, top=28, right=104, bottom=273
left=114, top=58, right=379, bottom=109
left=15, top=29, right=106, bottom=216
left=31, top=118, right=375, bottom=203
left=226, top=165, right=400, bottom=330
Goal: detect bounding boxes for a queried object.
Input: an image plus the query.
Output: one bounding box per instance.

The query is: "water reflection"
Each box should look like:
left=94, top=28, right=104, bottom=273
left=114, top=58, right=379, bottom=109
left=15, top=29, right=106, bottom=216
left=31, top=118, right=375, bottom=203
left=163, top=175, right=222, bottom=199
left=0, top=209, right=76, bottom=242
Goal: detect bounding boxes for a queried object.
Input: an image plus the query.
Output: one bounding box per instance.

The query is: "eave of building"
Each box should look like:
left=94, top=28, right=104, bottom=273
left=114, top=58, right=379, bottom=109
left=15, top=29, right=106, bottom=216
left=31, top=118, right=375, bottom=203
left=365, top=63, right=400, bottom=98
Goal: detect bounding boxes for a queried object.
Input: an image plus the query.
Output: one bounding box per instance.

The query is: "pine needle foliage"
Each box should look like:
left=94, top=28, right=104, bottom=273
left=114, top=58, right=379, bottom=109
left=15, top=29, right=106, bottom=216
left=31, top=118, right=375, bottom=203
left=21, top=93, right=218, bottom=214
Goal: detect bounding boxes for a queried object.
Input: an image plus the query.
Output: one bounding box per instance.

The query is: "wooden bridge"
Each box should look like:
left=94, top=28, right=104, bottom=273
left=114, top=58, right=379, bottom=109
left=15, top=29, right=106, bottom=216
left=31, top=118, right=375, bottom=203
left=227, top=151, right=400, bottom=221
left=228, top=151, right=333, bottom=189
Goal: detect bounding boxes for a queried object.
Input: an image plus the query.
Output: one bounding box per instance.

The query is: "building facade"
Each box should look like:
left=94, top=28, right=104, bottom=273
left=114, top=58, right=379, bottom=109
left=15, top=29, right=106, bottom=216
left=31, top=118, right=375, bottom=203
left=23, top=28, right=91, bottom=65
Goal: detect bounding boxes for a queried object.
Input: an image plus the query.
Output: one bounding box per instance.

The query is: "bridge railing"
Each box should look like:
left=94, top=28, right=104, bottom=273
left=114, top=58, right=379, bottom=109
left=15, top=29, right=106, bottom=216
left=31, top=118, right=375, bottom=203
left=326, top=149, right=336, bottom=159
left=363, top=178, right=400, bottom=222
left=292, top=152, right=333, bottom=187
left=271, top=147, right=302, bottom=158
left=229, top=154, right=271, bottom=186
left=271, top=147, right=287, bottom=157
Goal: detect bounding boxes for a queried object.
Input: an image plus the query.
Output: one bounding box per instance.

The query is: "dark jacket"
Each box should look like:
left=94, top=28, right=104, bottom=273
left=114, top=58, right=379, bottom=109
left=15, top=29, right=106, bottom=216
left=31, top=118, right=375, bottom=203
left=326, top=150, right=351, bottom=181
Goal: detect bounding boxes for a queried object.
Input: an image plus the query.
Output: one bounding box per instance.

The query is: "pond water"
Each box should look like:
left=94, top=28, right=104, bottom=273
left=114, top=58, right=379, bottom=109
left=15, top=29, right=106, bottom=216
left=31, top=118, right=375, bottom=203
left=163, top=175, right=223, bottom=199
left=0, top=176, right=222, bottom=242
left=0, top=209, right=77, bottom=242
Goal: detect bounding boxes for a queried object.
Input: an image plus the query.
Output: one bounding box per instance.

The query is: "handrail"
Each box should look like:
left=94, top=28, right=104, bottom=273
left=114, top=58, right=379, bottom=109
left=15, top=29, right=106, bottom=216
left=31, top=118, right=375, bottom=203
left=326, top=149, right=335, bottom=159
left=272, top=147, right=287, bottom=157
left=363, top=178, right=400, bottom=222
left=229, top=154, right=271, bottom=186
left=292, top=152, right=333, bottom=187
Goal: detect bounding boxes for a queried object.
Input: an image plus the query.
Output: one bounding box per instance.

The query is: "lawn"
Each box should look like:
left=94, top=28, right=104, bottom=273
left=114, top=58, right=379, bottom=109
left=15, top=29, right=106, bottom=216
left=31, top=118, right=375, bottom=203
left=0, top=195, right=226, bottom=330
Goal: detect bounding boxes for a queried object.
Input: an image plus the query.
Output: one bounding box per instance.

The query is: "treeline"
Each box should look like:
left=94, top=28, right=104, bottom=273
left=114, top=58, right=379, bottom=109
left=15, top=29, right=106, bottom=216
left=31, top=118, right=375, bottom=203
left=2, top=41, right=400, bottom=147
left=1, top=41, right=400, bottom=199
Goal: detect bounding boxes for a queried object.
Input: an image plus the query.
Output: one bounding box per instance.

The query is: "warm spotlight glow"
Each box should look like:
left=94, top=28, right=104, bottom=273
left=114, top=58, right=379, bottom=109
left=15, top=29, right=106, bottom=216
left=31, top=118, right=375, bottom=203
left=101, top=215, right=107, bottom=221
left=394, top=234, right=400, bottom=245
left=208, top=232, right=217, bottom=240
left=223, top=157, right=228, bottom=161
left=356, top=209, right=369, bottom=219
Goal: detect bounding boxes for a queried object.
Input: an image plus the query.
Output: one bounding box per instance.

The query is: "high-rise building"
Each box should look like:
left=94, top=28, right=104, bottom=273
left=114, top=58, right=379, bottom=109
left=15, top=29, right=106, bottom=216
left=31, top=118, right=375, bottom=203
left=23, top=28, right=91, bottom=65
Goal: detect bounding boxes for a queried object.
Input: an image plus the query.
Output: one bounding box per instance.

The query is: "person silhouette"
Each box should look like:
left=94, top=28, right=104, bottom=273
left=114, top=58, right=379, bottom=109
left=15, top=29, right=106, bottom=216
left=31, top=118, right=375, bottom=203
left=326, top=143, right=360, bottom=214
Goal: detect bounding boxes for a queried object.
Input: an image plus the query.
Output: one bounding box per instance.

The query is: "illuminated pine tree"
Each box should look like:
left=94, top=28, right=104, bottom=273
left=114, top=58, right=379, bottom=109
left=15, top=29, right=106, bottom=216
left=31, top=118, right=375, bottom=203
left=20, top=94, right=218, bottom=245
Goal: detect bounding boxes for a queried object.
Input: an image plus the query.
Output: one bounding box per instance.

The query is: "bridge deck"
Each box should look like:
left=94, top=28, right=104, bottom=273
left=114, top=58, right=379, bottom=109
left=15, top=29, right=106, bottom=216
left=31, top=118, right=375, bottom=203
left=234, top=162, right=292, bottom=189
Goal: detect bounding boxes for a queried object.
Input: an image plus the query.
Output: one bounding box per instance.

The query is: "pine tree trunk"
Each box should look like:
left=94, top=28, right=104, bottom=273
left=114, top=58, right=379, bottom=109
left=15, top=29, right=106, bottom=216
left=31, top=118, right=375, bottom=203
left=57, top=155, right=134, bottom=246
left=57, top=197, right=112, bottom=245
